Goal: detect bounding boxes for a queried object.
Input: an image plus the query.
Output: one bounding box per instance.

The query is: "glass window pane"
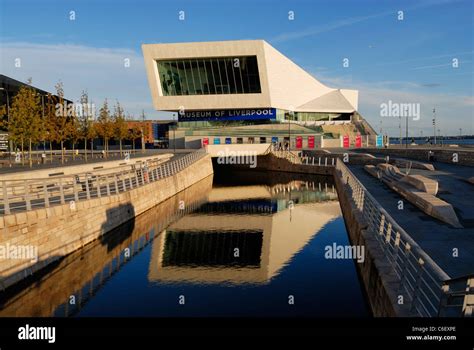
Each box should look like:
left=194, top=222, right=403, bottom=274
left=184, top=60, right=195, bottom=94
left=241, top=57, right=251, bottom=93
left=164, top=62, right=176, bottom=96
left=177, top=60, right=188, bottom=95
left=199, top=60, right=210, bottom=94
left=156, top=56, right=260, bottom=96
left=205, top=59, right=216, bottom=94
left=219, top=59, right=229, bottom=94
left=190, top=60, right=202, bottom=95
left=235, top=57, right=245, bottom=93
left=211, top=59, right=222, bottom=94
left=226, top=58, right=237, bottom=93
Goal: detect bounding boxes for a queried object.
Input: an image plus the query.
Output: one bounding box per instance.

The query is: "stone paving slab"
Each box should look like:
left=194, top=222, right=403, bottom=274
left=349, top=164, right=474, bottom=279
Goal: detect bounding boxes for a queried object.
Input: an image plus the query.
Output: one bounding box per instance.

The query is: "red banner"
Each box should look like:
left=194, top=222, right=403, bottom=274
left=343, top=135, right=350, bottom=148
left=296, top=136, right=302, bottom=149
left=355, top=135, right=362, bottom=148
left=308, top=136, right=315, bottom=148
left=202, top=138, right=209, bottom=146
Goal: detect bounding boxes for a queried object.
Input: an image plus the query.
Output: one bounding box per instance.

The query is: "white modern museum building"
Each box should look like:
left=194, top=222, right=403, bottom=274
left=142, top=40, right=375, bottom=149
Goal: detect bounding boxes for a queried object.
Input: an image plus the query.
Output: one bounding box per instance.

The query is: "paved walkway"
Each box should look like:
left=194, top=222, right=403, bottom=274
left=348, top=164, right=474, bottom=279
left=0, top=150, right=189, bottom=175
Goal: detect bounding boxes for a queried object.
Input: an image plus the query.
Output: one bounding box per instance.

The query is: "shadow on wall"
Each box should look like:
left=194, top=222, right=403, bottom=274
left=99, top=202, right=136, bottom=252
left=0, top=202, right=137, bottom=306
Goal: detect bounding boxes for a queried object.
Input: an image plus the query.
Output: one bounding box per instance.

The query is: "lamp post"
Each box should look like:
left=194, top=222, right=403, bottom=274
left=432, top=108, right=436, bottom=146
left=399, top=115, right=402, bottom=146
left=173, top=113, right=176, bottom=153
left=405, top=107, right=409, bottom=149
left=288, top=110, right=293, bottom=151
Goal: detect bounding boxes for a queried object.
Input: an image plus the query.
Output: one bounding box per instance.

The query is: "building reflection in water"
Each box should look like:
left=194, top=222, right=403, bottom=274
left=0, top=175, right=341, bottom=316
left=148, top=179, right=340, bottom=285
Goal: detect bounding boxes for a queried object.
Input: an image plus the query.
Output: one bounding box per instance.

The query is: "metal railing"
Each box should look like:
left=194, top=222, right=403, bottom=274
left=335, top=158, right=451, bottom=317
left=0, top=150, right=207, bottom=215
left=267, top=144, right=336, bottom=167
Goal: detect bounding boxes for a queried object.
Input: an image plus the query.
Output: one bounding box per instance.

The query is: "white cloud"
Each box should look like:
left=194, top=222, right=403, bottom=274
left=270, top=11, right=392, bottom=44
left=1, top=42, right=472, bottom=136
left=1, top=42, right=172, bottom=119
left=316, top=73, right=474, bottom=136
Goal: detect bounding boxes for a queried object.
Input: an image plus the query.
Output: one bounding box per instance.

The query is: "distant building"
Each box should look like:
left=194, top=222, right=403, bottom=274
left=0, top=74, right=73, bottom=112
left=0, top=74, right=73, bottom=151
left=126, top=120, right=177, bottom=148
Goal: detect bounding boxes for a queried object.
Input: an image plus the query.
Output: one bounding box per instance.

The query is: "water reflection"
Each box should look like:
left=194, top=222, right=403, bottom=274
left=0, top=172, right=369, bottom=317
left=149, top=180, right=340, bottom=286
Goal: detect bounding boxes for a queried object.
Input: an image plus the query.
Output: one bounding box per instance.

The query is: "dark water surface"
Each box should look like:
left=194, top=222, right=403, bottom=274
left=0, top=171, right=370, bottom=317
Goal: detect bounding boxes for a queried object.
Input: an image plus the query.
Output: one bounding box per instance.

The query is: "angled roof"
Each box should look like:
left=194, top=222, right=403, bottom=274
left=296, top=90, right=356, bottom=113
left=142, top=40, right=359, bottom=113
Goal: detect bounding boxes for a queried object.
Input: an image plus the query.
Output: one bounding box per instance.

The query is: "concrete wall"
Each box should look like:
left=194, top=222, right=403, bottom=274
left=333, top=167, right=406, bottom=316
left=0, top=175, right=213, bottom=316
left=214, top=153, right=335, bottom=176
left=262, top=41, right=333, bottom=110
left=364, top=148, right=474, bottom=166
left=0, top=155, right=214, bottom=290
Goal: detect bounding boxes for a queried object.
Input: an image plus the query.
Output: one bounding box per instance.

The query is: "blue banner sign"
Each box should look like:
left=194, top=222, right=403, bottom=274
left=225, top=137, right=232, bottom=144
left=213, top=138, right=221, bottom=145
left=376, top=135, right=383, bottom=148
left=178, top=108, right=276, bottom=122
left=271, top=136, right=278, bottom=143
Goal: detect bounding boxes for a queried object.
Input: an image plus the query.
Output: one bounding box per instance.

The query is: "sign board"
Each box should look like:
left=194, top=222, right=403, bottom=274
left=355, top=135, right=362, bottom=148
left=213, top=138, right=220, bottom=145
left=308, top=136, right=315, bottom=149
left=296, top=136, right=302, bottom=149
left=202, top=138, right=209, bottom=147
left=376, top=135, right=383, bottom=148
left=271, top=136, right=278, bottom=144
left=343, top=135, right=350, bottom=148
left=179, top=108, right=277, bottom=122
left=225, top=137, right=232, bottom=144
left=0, top=133, right=8, bottom=151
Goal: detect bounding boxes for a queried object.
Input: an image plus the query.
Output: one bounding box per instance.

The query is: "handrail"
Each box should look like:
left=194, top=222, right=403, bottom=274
left=335, top=158, right=451, bottom=317
left=0, top=149, right=207, bottom=216
left=1, top=154, right=173, bottom=182
left=267, top=144, right=336, bottom=167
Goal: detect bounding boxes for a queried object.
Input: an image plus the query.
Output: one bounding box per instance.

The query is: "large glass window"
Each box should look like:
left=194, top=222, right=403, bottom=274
left=157, top=56, right=261, bottom=96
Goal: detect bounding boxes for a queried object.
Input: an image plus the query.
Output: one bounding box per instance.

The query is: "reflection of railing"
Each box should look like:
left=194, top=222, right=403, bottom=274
left=52, top=197, right=207, bottom=317
left=0, top=150, right=207, bottom=215
left=335, top=158, right=454, bottom=317
left=266, top=144, right=336, bottom=167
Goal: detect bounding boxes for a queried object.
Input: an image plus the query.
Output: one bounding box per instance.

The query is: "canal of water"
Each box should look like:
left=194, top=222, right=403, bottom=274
left=0, top=170, right=370, bottom=317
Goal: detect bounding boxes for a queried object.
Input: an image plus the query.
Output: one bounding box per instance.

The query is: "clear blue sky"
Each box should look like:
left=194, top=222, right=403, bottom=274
left=1, top=0, right=473, bottom=136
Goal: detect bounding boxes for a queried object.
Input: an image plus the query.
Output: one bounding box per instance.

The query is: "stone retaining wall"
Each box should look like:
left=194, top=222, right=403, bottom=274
left=362, top=148, right=474, bottom=166
left=0, top=155, right=213, bottom=290
left=0, top=175, right=213, bottom=316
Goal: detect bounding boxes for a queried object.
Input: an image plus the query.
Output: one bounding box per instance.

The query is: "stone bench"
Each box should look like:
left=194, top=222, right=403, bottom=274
left=400, top=174, right=438, bottom=195
left=365, top=164, right=462, bottom=228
